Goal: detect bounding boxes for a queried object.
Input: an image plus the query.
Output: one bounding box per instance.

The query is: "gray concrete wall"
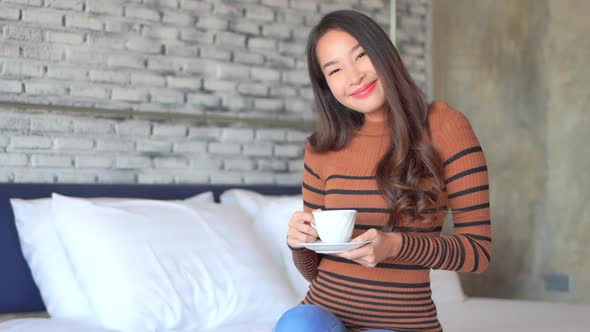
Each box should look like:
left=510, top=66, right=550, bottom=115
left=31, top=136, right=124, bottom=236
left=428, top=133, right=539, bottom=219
left=0, top=0, right=430, bottom=185
left=432, top=0, right=590, bottom=303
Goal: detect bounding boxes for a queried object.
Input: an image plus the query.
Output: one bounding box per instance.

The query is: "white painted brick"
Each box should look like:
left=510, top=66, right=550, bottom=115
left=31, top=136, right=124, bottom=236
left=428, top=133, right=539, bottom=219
left=237, top=83, right=268, bottom=96
left=292, top=25, right=312, bottom=40
left=162, top=10, right=194, bottom=26
left=47, top=64, right=88, bottom=81
left=180, top=0, right=212, bottom=11
left=2, top=0, right=42, bottom=5
left=216, top=63, right=250, bottom=80
left=150, top=89, right=184, bottom=104
left=289, top=158, right=305, bottom=171
left=289, top=0, right=317, bottom=11
left=318, top=3, right=345, bottom=14
left=55, top=137, right=94, bottom=150
left=75, top=155, right=113, bottom=168
left=274, top=144, right=304, bottom=157
left=131, top=72, right=165, bottom=87
left=67, top=50, right=108, bottom=65
left=97, top=171, right=136, bottom=183
left=188, top=157, right=223, bottom=170
left=243, top=172, right=275, bottom=184
left=111, top=87, right=149, bottom=102
left=45, top=30, right=84, bottom=44
left=275, top=172, right=303, bottom=185
left=282, top=70, right=309, bottom=85
left=144, top=0, right=178, bottom=8
left=221, top=128, right=254, bottom=142
left=174, top=171, right=209, bottom=184
left=166, top=76, right=200, bottom=89
left=215, top=31, right=246, bottom=48
left=276, top=10, right=304, bottom=25
left=270, top=85, right=297, bottom=98
left=108, top=54, right=146, bottom=69
left=13, top=170, right=55, bottom=183
left=45, top=0, right=84, bottom=10
left=225, top=158, right=255, bottom=171
left=163, top=41, right=199, bottom=57
left=196, top=16, right=227, bottom=30
left=90, top=70, right=129, bottom=84
left=1, top=60, right=44, bottom=78
left=262, top=0, right=288, bottom=7
left=31, top=154, right=73, bottom=168
left=230, top=21, right=259, bottom=35
left=70, top=85, right=110, bottom=99
left=255, top=128, right=286, bottom=141
left=30, top=117, right=73, bottom=133
left=116, top=155, right=152, bottom=168
left=21, top=44, right=64, bottom=61
left=279, top=41, right=305, bottom=56
left=86, top=0, right=122, bottom=15
left=187, top=93, right=219, bottom=107
left=203, top=79, right=237, bottom=93
left=254, top=98, right=283, bottom=111
left=248, top=37, right=276, bottom=51
left=180, top=28, right=214, bottom=43
left=143, top=25, right=178, bottom=40
left=136, top=140, right=172, bottom=152
left=361, top=0, right=385, bottom=10
left=0, top=44, right=20, bottom=57
left=105, top=20, right=140, bottom=33
left=3, top=26, right=43, bottom=42
left=117, top=121, right=151, bottom=136
left=200, top=47, right=231, bottom=61
left=244, top=5, right=274, bottom=21
left=222, top=95, right=251, bottom=110
left=266, top=54, right=296, bottom=68
left=209, top=172, right=242, bottom=184
left=0, top=153, right=27, bottom=166
left=250, top=67, right=281, bottom=82
left=138, top=172, right=174, bottom=184
left=0, top=80, right=23, bottom=93
left=299, top=87, right=314, bottom=100
left=66, top=14, right=103, bottom=31
left=188, top=127, right=222, bottom=139
left=153, top=123, right=187, bottom=137
left=87, top=34, right=126, bottom=50
left=0, top=136, right=8, bottom=148
left=126, top=37, right=162, bottom=54
left=25, top=81, right=67, bottom=95
left=257, top=159, right=287, bottom=171
left=154, top=156, right=189, bottom=168
left=182, top=58, right=217, bottom=75
left=97, top=138, right=134, bottom=151
left=233, top=51, right=264, bottom=65
left=287, top=130, right=310, bottom=142
left=243, top=143, right=273, bottom=157
left=0, top=7, right=20, bottom=20
left=304, top=12, right=322, bottom=27
left=147, top=56, right=184, bottom=72
left=125, top=5, right=160, bottom=21
left=262, top=24, right=291, bottom=39
left=208, top=142, right=241, bottom=154
left=285, top=98, right=309, bottom=113
left=22, top=8, right=64, bottom=26
left=56, top=171, right=97, bottom=183
left=9, top=136, right=51, bottom=150
left=75, top=119, right=115, bottom=134
left=173, top=141, right=207, bottom=153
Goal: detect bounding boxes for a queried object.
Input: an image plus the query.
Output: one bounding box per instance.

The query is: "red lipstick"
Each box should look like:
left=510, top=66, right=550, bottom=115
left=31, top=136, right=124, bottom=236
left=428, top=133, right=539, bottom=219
left=351, top=81, right=377, bottom=98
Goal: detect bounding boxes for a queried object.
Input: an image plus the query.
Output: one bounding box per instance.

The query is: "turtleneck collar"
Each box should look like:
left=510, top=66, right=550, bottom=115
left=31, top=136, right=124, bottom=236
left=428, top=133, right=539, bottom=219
left=357, top=119, right=389, bottom=137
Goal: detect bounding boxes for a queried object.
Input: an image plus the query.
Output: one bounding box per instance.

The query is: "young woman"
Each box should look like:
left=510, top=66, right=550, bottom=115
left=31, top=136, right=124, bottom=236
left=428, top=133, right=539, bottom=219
left=275, top=10, right=492, bottom=332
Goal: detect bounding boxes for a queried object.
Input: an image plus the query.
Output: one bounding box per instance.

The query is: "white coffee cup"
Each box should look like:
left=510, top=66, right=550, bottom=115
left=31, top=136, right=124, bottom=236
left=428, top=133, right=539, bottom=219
left=312, top=209, right=357, bottom=244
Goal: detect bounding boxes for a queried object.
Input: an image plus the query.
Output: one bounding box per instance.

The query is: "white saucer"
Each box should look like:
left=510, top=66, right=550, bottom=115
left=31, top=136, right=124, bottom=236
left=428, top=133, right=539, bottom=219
left=299, top=240, right=372, bottom=254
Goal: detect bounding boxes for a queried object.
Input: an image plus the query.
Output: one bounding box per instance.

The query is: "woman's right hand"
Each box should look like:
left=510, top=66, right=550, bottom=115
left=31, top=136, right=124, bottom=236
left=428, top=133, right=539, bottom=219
left=287, top=211, right=319, bottom=249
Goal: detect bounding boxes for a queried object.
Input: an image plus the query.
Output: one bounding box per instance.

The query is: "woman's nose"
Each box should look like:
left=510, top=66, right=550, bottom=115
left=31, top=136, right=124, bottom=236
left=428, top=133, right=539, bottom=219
left=348, top=67, right=364, bottom=85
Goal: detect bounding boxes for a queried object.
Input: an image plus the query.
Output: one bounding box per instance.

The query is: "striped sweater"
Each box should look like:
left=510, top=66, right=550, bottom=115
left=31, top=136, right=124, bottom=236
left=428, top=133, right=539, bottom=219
left=293, top=102, right=492, bottom=332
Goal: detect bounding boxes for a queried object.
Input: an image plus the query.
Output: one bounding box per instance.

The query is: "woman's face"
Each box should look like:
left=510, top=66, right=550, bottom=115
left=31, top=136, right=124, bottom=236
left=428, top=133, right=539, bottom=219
left=315, top=29, right=386, bottom=122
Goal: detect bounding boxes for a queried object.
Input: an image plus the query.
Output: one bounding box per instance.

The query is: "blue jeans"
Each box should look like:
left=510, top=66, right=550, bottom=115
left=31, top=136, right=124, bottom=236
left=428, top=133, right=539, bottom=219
left=274, top=304, right=395, bottom=332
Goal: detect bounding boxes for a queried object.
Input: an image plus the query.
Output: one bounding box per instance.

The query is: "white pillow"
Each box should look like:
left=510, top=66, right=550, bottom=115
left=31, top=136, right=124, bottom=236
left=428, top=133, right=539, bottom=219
left=219, top=189, right=309, bottom=299
left=9, top=191, right=214, bottom=323
left=51, top=193, right=296, bottom=332
left=430, top=269, right=466, bottom=303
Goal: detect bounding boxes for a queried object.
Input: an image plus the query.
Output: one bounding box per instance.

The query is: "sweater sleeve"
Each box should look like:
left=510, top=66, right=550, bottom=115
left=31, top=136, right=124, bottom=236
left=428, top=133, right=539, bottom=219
left=291, top=141, right=324, bottom=281
left=395, top=109, right=492, bottom=273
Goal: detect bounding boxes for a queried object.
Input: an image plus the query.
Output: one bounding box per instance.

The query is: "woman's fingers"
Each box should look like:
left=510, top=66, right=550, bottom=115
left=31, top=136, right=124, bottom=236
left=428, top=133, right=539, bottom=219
left=287, top=211, right=318, bottom=247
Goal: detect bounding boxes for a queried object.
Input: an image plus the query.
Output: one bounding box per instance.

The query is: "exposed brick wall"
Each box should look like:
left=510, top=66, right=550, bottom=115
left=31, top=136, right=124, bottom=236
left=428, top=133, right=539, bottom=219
left=0, top=0, right=429, bottom=185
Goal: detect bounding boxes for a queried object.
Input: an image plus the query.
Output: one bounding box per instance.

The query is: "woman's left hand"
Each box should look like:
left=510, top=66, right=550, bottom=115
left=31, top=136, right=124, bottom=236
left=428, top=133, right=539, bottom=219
left=333, top=229, right=403, bottom=268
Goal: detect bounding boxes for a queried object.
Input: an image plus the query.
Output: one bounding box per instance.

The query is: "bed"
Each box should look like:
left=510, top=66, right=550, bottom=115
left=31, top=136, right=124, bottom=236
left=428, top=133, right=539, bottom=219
left=1, top=182, right=589, bottom=332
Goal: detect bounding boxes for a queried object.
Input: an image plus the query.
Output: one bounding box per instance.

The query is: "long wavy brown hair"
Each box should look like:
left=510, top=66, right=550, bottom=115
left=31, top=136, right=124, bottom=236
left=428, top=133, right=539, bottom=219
left=306, top=10, right=444, bottom=232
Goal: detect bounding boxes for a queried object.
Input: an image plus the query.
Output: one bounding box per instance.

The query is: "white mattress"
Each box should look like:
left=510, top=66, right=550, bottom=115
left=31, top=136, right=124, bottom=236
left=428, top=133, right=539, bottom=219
left=1, top=299, right=589, bottom=332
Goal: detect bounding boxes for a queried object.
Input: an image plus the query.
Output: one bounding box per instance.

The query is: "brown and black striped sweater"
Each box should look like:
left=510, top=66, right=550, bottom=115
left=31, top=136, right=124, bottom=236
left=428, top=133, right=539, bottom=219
left=293, top=102, right=492, bottom=332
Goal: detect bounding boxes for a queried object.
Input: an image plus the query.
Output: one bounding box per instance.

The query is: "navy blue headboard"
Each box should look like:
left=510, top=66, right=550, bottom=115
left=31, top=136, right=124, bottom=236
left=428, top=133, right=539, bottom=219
left=0, top=183, right=301, bottom=314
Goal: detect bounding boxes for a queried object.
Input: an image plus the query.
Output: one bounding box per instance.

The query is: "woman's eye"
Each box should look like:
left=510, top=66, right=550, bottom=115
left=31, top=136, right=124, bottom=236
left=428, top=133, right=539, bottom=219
left=357, top=52, right=366, bottom=60
left=328, top=68, right=341, bottom=76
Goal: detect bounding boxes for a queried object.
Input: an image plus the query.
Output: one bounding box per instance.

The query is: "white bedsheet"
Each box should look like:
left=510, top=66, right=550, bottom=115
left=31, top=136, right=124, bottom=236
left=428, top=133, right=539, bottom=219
left=0, top=318, right=114, bottom=332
